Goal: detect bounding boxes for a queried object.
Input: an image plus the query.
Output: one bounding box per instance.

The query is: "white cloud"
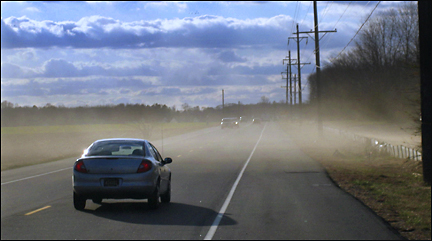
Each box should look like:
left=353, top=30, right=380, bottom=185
left=1, top=14, right=294, bottom=49
left=3, top=1, right=400, bottom=108
left=24, top=7, right=40, bottom=12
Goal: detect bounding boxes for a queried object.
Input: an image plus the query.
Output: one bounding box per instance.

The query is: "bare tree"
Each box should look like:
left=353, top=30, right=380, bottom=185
left=308, top=2, right=420, bottom=121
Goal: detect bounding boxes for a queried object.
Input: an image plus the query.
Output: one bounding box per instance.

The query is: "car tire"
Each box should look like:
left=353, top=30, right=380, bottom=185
left=73, top=192, right=86, bottom=210
left=160, top=180, right=171, bottom=203
left=148, top=184, right=160, bottom=209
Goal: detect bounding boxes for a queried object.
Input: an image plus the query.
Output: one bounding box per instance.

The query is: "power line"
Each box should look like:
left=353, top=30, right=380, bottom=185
left=296, top=2, right=333, bottom=76
left=305, top=1, right=370, bottom=72
left=320, top=1, right=353, bottom=51
left=298, top=2, right=313, bottom=65
left=319, top=1, right=334, bottom=25
left=291, top=1, right=372, bottom=94
left=332, top=1, right=381, bottom=61
left=290, top=1, right=300, bottom=38
left=299, top=1, right=313, bottom=27
left=332, top=1, right=352, bottom=30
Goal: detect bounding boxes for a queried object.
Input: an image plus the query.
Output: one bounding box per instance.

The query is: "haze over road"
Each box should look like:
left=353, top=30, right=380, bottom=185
left=1, top=122, right=402, bottom=240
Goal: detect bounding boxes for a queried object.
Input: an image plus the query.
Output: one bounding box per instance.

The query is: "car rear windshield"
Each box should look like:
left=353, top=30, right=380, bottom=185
left=86, top=140, right=145, bottom=156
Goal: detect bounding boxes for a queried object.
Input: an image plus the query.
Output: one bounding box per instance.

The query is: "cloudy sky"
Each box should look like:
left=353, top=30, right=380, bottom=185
left=1, top=1, right=399, bottom=109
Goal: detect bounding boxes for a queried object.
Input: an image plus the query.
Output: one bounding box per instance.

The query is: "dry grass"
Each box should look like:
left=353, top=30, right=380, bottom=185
left=278, top=120, right=431, bottom=240
left=1, top=122, right=218, bottom=171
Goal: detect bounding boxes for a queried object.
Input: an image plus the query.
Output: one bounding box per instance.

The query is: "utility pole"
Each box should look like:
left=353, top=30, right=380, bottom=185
left=281, top=52, right=291, bottom=105
left=283, top=51, right=310, bottom=106
left=287, top=61, right=289, bottom=105
left=281, top=62, right=289, bottom=105
left=314, top=1, right=322, bottom=135
left=283, top=51, right=296, bottom=106
left=419, top=1, right=431, bottom=185
left=293, top=74, right=297, bottom=105
left=222, top=89, right=224, bottom=117
left=289, top=23, right=309, bottom=105
left=297, top=1, right=336, bottom=136
left=281, top=51, right=293, bottom=105
left=289, top=51, right=293, bottom=106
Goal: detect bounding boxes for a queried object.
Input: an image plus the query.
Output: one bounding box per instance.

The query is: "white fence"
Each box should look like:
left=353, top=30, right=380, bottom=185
left=324, top=127, right=422, bottom=161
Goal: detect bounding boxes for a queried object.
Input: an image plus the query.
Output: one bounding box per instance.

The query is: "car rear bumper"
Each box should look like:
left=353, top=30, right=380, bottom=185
left=73, top=172, right=156, bottom=199
left=221, top=124, right=239, bottom=128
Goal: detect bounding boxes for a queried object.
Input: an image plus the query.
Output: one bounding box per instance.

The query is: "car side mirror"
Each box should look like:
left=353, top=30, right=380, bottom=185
left=162, top=157, right=172, bottom=165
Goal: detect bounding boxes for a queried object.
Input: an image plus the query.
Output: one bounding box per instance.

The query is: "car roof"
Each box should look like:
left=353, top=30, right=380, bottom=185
left=93, top=138, right=148, bottom=143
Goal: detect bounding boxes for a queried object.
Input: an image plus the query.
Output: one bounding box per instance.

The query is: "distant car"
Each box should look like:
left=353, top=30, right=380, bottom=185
left=72, top=138, right=172, bottom=210
left=239, top=116, right=249, bottom=123
left=252, top=118, right=262, bottom=124
left=221, top=117, right=240, bottom=129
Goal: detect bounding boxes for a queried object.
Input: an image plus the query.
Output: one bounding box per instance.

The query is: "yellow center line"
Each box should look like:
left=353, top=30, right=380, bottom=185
left=25, top=205, right=51, bottom=216
left=177, top=155, right=181, bottom=157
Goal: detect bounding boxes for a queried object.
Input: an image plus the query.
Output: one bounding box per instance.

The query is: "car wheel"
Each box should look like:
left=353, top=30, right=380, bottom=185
left=148, top=184, right=160, bottom=209
left=160, top=180, right=171, bottom=203
left=73, top=192, right=86, bottom=210
left=92, top=198, right=102, bottom=204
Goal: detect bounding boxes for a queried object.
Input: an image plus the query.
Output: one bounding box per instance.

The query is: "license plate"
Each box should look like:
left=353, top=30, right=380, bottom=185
left=104, top=178, right=119, bottom=187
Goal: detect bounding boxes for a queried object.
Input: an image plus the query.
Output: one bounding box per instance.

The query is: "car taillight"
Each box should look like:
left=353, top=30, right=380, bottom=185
left=74, top=160, right=88, bottom=173
left=137, top=160, right=152, bottom=173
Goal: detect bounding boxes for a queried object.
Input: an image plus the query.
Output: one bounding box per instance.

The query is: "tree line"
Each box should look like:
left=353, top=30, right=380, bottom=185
left=307, top=2, right=419, bottom=123
left=1, top=102, right=197, bottom=127
left=1, top=98, right=293, bottom=127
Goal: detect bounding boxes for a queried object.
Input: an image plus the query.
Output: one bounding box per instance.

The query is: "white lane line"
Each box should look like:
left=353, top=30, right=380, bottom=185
left=204, top=123, right=267, bottom=240
left=1, top=167, right=72, bottom=186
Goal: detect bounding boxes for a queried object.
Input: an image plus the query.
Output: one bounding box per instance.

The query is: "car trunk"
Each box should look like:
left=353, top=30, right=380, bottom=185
left=82, top=157, right=144, bottom=174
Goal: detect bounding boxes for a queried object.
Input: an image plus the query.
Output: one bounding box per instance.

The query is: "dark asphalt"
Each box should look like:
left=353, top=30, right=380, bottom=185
left=1, top=122, right=403, bottom=240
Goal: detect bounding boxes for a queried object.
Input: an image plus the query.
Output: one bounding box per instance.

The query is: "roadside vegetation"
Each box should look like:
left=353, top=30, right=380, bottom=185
left=279, top=121, right=430, bottom=240
left=307, top=2, right=420, bottom=124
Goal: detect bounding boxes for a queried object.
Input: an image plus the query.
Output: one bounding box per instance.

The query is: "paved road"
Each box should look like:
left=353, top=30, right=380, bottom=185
left=1, top=122, right=402, bottom=240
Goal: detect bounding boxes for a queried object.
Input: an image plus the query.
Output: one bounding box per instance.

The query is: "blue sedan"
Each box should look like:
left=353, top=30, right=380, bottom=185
left=72, top=138, right=172, bottom=210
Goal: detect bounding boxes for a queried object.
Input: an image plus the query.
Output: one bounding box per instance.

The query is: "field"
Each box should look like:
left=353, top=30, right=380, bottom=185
left=1, top=122, right=218, bottom=171
left=278, top=120, right=431, bottom=240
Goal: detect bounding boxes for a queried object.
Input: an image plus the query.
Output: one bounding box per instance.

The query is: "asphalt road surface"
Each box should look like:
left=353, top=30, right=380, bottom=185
left=1, top=122, right=403, bottom=240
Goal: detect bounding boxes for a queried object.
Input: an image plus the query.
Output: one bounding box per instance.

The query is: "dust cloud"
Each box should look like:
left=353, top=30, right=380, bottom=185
left=1, top=102, right=421, bottom=171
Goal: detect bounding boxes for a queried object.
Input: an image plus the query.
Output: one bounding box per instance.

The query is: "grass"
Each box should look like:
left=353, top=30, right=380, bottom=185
left=278, top=120, right=431, bottom=240
left=1, top=122, right=219, bottom=171
left=0, top=122, right=204, bottom=135
left=1, top=124, right=126, bottom=134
